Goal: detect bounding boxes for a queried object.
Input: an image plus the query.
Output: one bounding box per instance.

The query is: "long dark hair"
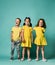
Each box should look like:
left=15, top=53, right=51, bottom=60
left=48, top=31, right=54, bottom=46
left=23, top=17, right=32, bottom=27
left=36, top=18, right=46, bottom=28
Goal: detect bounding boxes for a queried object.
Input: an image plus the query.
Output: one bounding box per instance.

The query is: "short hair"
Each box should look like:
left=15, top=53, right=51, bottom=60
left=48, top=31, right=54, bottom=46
left=16, top=18, right=21, bottom=23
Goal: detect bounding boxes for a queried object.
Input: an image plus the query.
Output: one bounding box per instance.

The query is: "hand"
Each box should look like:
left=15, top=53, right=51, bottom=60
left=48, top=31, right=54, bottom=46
left=22, top=39, right=25, bottom=43
left=31, top=39, right=34, bottom=43
left=11, top=39, right=14, bottom=42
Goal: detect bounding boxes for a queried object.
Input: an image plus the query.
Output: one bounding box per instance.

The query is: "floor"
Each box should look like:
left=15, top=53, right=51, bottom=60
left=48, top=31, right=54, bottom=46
left=0, top=56, right=55, bottom=65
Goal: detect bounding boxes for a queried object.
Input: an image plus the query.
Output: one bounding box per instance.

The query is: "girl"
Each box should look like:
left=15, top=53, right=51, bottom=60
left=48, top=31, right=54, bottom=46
left=33, top=19, right=47, bottom=61
left=21, top=17, right=33, bottom=61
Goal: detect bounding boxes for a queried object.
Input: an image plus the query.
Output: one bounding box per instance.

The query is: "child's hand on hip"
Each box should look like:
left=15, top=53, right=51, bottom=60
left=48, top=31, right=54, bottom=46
left=11, top=39, right=14, bottom=42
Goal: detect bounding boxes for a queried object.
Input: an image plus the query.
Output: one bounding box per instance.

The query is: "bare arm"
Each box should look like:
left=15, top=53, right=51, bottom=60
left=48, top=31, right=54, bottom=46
left=20, top=29, right=25, bottom=43
left=11, top=31, right=14, bottom=42
left=31, top=33, right=33, bottom=43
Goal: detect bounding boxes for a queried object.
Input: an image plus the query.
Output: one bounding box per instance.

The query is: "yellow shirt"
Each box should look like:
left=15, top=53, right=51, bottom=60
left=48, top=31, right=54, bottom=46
left=11, top=26, right=21, bottom=41
left=21, top=25, right=32, bottom=47
left=33, top=27, right=47, bottom=45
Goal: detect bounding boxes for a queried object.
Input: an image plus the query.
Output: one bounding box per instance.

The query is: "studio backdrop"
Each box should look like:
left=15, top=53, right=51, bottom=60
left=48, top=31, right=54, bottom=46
left=0, top=0, right=55, bottom=59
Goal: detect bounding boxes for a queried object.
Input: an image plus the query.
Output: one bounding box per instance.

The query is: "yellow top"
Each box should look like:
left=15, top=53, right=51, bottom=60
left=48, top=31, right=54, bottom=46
left=33, top=27, right=47, bottom=45
left=21, top=25, right=32, bottom=48
left=11, top=26, right=21, bottom=41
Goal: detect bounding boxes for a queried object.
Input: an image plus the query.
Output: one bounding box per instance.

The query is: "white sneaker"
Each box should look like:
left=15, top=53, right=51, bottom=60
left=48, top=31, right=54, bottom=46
left=42, top=59, right=47, bottom=62
left=28, top=58, right=31, bottom=61
left=35, top=58, right=38, bottom=61
left=21, top=58, right=24, bottom=61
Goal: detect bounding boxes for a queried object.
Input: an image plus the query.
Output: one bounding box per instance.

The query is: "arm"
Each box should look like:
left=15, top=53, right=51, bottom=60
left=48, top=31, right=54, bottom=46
left=19, top=31, right=22, bottom=41
left=20, top=29, right=25, bottom=43
left=31, top=28, right=33, bottom=43
left=11, top=31, right=14, bottom=42
left=31, top=33, right=33, bottom=43
left=42, top=28, right=45, bottom=33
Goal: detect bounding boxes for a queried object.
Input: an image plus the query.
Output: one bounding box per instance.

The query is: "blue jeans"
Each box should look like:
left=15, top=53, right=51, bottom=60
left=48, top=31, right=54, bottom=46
left=11, top=41, right=21, bottom=58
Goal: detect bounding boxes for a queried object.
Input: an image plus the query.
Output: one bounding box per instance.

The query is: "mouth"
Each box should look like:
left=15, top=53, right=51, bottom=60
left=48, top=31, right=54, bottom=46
left=16, top=23, right=18, bottom=24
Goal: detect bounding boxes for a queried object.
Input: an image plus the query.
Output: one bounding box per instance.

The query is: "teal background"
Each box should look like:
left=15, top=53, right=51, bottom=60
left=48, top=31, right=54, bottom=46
left=0, top=0, right=55, bottom=64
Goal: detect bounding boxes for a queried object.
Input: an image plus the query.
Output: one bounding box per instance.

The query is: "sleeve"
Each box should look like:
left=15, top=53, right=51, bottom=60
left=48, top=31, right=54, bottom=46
left=33, top=27, right=36, bottom=31
left=19, top=27, right=22, bottom=32
left=21, top=26, right=24, bottom=33
left=42, top=28, right=45, bottom=33
left=21, top=26, right=24, bottom=30
left=30, top=27, right=33, bottom=32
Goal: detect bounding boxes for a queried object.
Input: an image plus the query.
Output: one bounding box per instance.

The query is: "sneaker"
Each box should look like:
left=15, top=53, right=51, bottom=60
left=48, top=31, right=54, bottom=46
left=28, top=58, right=31, bottom=61
left=42, top=59, right=47, bottom=62
left=35, top=58, right=38, bottom=61
left=18, top=57, right=20, bottom=60
left=21, top=58, right=24, bottom=61
left=10, top=57, right=14, bottom=61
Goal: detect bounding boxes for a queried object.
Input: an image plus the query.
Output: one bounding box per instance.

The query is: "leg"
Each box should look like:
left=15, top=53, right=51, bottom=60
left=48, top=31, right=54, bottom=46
left=36, top=45, right=40, bottom=60
left=41, top=46, right=46, bottom=61
left=27, top=48, right=31, bottom=60
left=16, top=44, right=20, bottom=59
left=21, top=47, right=26, bottom=60
left=11, top=42, right=15, bottom=59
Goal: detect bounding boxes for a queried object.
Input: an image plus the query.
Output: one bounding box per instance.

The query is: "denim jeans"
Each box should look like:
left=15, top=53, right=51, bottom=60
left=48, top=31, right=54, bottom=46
left=11, top=41, right=21, bottom=58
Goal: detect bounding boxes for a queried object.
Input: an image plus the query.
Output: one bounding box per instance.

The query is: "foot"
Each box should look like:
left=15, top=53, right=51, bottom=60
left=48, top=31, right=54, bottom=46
left=18, top=57, right=20, bottom=60
left=35, top=58, right=38, bottom=61
left=28, top=58, right=31, bottom=61
left=42, top=58, right=47, bottom=62
left=10, top=57, right=14, bottom=61
left=21, top=58, right=24, bottom=61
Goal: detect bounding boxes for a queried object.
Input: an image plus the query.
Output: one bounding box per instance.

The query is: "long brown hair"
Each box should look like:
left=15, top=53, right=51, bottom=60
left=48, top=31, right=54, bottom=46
left=36, top=18, right=46, bottom=28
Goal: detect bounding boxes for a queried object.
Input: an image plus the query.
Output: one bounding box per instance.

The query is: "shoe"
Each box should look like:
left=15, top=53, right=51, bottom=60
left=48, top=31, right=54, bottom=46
left=35, top=58, right=38, bottom=61
left=18, top=57, right=20, bottom=60
left=10, top=57, right=14, bottom=61
left=42, top=58, right=47, bottom=62
left=28, top=58, right=31, bottom=61
left=21, top=58, right=24, bottom=61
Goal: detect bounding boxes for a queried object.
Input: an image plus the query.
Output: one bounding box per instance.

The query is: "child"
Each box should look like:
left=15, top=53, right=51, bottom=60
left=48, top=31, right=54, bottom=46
left=10, top=18, right=21, bottom=60
left=21, top=17, right=33, bottom=61
left=33, top=19, right=47, bottom=61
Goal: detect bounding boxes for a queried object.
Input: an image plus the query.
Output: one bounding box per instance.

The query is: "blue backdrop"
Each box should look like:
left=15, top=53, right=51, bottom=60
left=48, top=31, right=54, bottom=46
left=0, top=0, right=55, bottom=59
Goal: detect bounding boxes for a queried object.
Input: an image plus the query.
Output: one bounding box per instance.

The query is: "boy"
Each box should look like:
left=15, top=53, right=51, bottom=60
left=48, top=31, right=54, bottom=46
left=10, top=18, right=21, bottom=60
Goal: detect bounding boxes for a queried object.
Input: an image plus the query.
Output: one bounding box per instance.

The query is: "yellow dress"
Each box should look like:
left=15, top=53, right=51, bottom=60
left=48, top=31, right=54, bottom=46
left=11, top=26, right=21, bottom=41
left=21, top=25, right=32, bottom=48
left=33, top=27, right=47, bottom=45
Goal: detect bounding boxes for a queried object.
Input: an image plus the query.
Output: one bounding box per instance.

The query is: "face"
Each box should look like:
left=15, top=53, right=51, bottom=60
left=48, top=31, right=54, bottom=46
left=15, top=19, right=20, bottom=26
left=39, top=20, right=43, bottom=27
left=25, top=19, right=30, bottom=26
